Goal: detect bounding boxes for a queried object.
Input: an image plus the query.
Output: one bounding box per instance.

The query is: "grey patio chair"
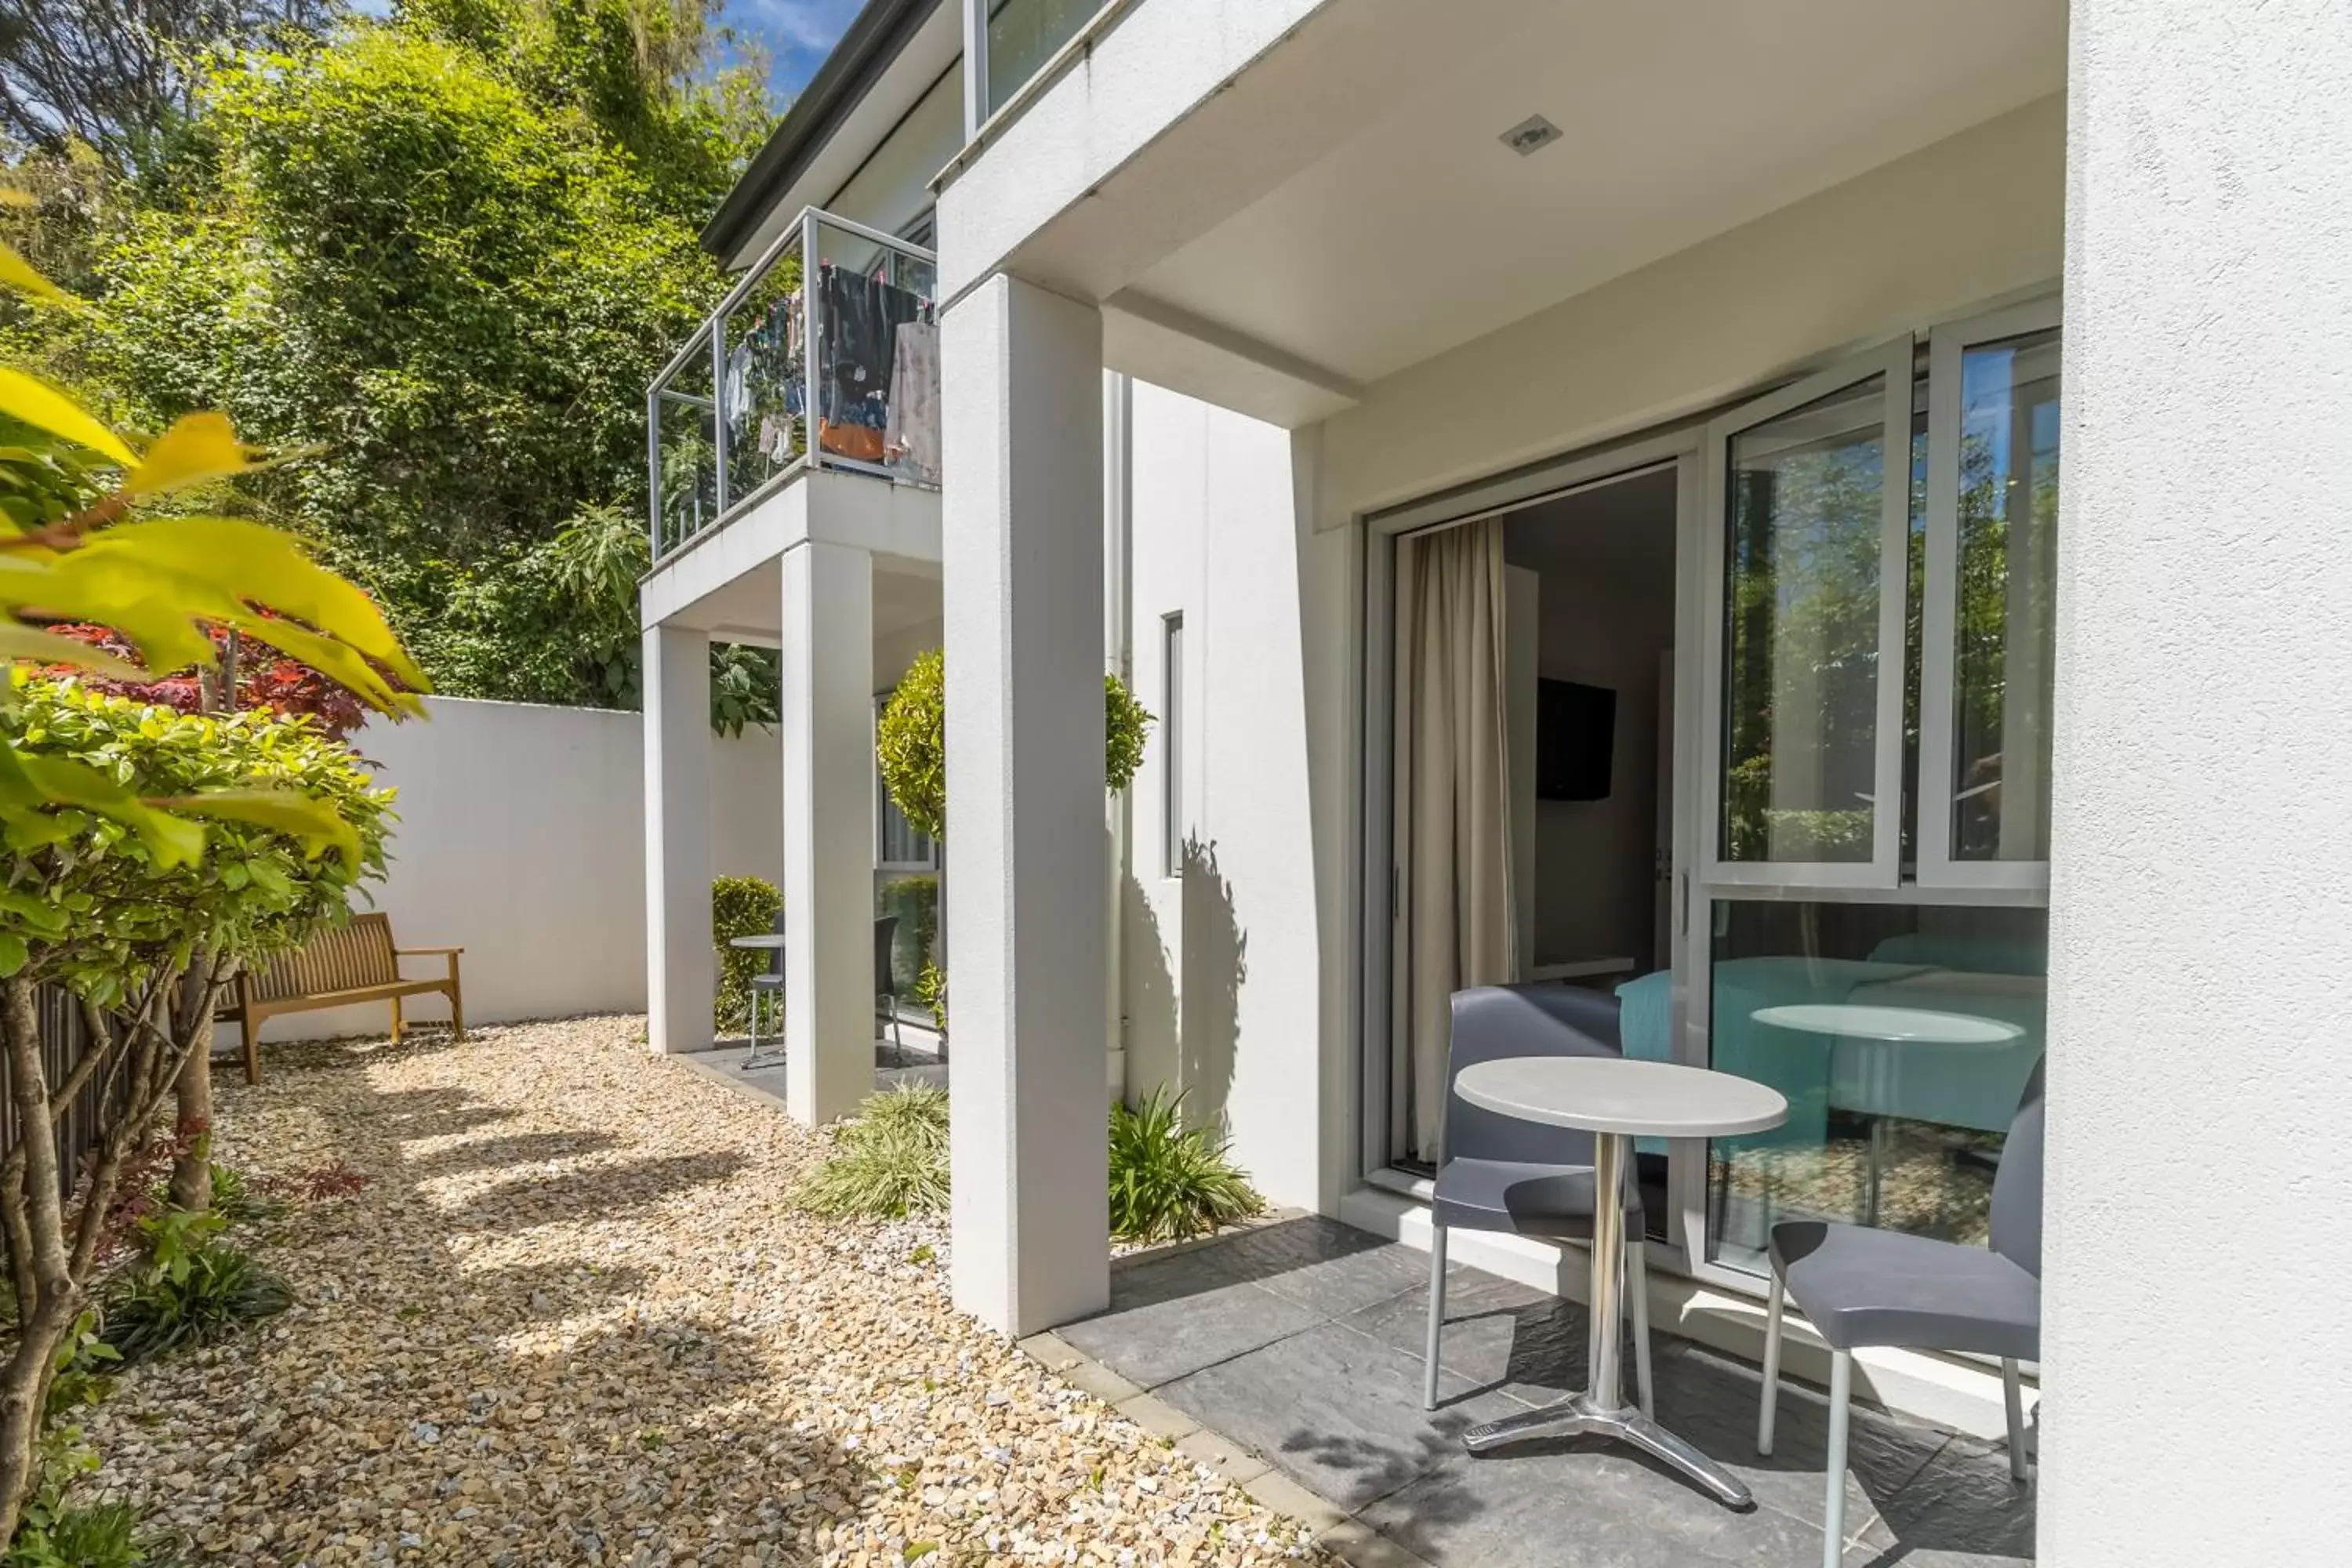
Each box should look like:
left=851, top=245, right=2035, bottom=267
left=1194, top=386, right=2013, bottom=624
left=874, top=915, right=905, bottom=1066
left=1424, top=983, right=1655, bottom=1415
left=1757, top=1058, right=2044, bottom=1568
left=745, top=909, right=787, bottom=1069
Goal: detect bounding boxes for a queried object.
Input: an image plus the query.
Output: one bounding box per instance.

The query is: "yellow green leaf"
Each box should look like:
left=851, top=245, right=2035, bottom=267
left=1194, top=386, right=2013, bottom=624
left=0, top=241, right=69, bottom=307
left=146, top=787, right=361, bottom=871
left=80, top=518, right=428, bottom=691
left=0, top=188, right=31, bottom=208
left=121, top=412, right=262, bottom=498
left=0, top=368, right=132, bottom=466
left=0, top=748, right=205, bottom=867
left=0, top=625, right=150, bottom=681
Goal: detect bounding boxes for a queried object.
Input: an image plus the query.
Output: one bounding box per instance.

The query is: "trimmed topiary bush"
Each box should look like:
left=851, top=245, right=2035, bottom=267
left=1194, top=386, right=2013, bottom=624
left=875, top=648, right=1153, bottom=844
left=712, top=875, right=782, bottom=1032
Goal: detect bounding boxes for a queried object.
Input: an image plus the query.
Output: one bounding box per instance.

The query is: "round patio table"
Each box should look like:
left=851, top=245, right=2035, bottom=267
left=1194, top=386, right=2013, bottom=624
left=1751, top=1003, right=2024, bottom=1225
left=727, top=933, right=786, bottom=951
left=1453, top=1056, right=1788, bottom=1509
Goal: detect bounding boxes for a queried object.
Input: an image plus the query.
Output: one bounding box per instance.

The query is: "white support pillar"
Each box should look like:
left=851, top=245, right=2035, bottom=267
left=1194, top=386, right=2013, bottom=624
left=643, top=622, right=713, bottom=1056
left=2045, top=4, right=2352, bottom=1563
left=942, top=274, right=1109, bottom=1335
left=782, top=539, right=877, bottom=1127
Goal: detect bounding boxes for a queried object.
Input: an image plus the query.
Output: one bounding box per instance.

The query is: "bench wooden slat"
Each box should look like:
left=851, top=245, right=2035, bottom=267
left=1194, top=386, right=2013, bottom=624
left=223, top=911, right=463, bottom=1085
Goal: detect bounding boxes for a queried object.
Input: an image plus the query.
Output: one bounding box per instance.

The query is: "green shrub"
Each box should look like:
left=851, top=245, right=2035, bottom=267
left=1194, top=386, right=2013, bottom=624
left=205, top=1164, right=286, bottom=1229
left=793, top=1084, right=950, bottom=1219
left=101, top=1210, right=292, bottom=1367
left=876, top=648, right=1154, bottom=844
left=1108, top=1090, right=1265, bottom=1245
left=712, top=875, right=782, bottom=1032
left=2, top=1499, right=161, bottom=1568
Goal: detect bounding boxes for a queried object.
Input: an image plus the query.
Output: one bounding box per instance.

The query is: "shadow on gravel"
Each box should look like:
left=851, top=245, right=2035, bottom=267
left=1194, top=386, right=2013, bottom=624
left=211, top=1032, right=880, bottom=1565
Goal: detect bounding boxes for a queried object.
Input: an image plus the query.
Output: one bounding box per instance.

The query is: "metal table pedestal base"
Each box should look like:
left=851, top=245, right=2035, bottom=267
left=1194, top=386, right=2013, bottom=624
left=1461, top=1393, right=1756, bottom=1509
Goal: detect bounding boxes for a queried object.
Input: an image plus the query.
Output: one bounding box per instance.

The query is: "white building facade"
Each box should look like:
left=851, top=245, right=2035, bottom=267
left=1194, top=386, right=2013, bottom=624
left=641, top=3, right=2352, bottom=1562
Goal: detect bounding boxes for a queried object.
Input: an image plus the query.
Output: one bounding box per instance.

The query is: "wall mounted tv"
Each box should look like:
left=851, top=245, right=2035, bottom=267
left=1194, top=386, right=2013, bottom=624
left=1536, top=679, right=1616, bottom=801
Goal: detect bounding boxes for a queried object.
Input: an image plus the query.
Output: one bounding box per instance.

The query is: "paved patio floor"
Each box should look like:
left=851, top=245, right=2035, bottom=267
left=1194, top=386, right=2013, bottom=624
left=1056, top=1216, right=2034, bottom=1568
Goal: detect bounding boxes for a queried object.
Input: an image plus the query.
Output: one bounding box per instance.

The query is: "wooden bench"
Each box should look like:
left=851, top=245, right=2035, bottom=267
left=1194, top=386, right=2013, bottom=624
left=224, top=913, right=464, bottom=1084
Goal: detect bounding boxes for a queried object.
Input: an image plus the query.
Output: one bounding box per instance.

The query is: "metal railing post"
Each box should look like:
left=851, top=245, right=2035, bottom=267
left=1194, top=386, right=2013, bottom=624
left=711, top=314, right=730, bottom=517
left=803, top=209, right=824, bottom=473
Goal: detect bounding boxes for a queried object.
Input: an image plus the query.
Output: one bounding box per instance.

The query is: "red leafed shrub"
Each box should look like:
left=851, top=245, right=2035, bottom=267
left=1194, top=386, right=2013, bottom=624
left=289, top=1163, right=374, bottom=1201
left=42, top=621, right=371, bottom=739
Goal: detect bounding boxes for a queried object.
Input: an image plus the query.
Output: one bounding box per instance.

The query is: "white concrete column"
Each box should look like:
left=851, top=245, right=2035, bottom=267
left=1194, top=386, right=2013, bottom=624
left=2045, top=4, right=2352, bottom=1563
left=781, top=539, right=877, bottom=1127
left=942, top=274, right=1109, bottom=1334
left=643, top=622, right=713, bottom=1055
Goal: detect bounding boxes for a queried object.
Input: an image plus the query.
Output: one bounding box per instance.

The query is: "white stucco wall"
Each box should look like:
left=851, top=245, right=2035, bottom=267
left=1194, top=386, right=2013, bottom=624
left=238, top=697, right=782, bottom=1044
left=1122, top=382, right=1349, bottom=1214
left=2040, top=2, right=2352, bottom=1561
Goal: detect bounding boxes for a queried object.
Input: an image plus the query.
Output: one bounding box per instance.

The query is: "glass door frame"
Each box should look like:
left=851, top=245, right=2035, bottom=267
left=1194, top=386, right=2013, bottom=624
left=1915, top=296, right=2063, bottom=893
left=1696, top=337, right=1917, bottom=892
left=1356, top=425, right=1710, bottom=1279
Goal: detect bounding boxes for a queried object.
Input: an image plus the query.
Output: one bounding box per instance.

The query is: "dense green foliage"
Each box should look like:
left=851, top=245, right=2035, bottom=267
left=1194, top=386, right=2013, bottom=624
left=875, top=649, right=1155, bottom=844
left=793, top=1083, right=951, bottom=1221
left=710, top=873, right=780, bottom=1032
left=793, top=1081, right=1265, bottom=1244
left=1106, top=1089, right=1265, bottom=1245
left=6, top=0, right=777, bottom=715
left=0, top=676, right=393, bottom=993
left=100, top=1208, right=292, bottom=1365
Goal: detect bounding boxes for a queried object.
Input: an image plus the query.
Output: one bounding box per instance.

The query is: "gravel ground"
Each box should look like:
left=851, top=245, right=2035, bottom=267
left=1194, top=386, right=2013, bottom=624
left=85, top=1016, right=1329, bottom=1567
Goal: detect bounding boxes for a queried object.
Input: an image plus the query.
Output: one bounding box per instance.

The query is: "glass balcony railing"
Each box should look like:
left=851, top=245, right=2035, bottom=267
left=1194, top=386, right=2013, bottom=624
left=648, top=209, right=940, bottom=560
left=979, top=0, right=1109, bottom=121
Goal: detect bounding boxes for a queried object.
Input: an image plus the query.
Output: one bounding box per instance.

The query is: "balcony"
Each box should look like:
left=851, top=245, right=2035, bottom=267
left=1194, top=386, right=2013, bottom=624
left=648, top=209, right=940, bottom=562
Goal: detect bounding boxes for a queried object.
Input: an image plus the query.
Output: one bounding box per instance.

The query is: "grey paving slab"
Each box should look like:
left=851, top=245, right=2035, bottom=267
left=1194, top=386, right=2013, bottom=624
left=1857, top=1434, right=2035, bottom=1566
left=1642, top=1342, right=1951, bottom=1531
left=1156, top=1322, right=1523, bottom=1512
left=1362, top=1442, right=1867, bottom=1568
left=1058, top=1275, right=1322, bottom=1389
left=1345, top=1266, right=1596, bottom=1405
left=1210, top=1217, right=1439, bottom=1316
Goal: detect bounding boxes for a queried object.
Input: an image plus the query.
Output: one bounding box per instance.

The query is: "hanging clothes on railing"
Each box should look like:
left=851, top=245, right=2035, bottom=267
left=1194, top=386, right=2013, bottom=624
left=818, top=264, right=928, bottom=466
left=884, top=319, right=941, bottom=486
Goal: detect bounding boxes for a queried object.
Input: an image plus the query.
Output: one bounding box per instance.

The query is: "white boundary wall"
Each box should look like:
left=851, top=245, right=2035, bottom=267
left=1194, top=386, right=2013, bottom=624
left=237, top=696, right=782, bottom=1044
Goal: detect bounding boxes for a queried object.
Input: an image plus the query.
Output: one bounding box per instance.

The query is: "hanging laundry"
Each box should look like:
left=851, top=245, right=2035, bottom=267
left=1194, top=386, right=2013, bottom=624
left=884, top=319, right=942, bottom=486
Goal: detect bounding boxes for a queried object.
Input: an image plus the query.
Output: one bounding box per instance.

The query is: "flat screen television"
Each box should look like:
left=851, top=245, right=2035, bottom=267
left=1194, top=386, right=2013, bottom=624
left=1536, top=679, right=1615, bottom=801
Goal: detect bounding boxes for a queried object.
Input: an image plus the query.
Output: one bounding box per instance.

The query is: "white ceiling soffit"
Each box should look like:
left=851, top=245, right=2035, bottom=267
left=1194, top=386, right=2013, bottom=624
left=1128, top=0, right=2066, bottom=388
left=1103, top=291, right=1363, bottom=428
left=722, top=2, right=962, bottom=270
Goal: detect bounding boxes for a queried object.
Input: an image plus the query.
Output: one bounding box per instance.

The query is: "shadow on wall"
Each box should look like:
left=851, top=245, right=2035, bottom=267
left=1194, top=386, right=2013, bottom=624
left=1120, top=835, right=1249, bottom=1134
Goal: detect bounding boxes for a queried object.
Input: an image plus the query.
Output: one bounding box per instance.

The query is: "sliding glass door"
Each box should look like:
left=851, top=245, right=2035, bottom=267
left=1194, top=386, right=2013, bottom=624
left=1693, top=315, right=2057, bottom=1279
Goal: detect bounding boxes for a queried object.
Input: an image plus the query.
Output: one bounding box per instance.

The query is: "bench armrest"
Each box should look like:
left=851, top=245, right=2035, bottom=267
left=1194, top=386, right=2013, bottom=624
left=394, top=946, right=464, bottom=956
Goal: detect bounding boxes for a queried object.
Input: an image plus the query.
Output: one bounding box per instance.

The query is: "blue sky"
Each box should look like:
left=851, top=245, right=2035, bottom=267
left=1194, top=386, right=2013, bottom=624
left=720, top=0, right=862, bottom=100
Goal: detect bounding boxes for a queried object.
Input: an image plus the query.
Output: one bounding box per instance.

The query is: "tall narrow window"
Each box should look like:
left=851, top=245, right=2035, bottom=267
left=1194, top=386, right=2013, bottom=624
left=1162, top=612, right=1185, bottom=877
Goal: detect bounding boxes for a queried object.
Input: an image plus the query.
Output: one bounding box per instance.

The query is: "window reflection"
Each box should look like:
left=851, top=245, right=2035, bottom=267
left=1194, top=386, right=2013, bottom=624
left=1685, top=899, right=2047, bottom=1274
left=1721, top=378, right=1889, bottom=862
left=1951, top=330, right=2061, bottom=862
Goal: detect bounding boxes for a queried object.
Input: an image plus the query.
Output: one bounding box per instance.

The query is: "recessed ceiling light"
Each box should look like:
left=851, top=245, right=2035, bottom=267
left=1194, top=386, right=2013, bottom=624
left=1499, top=114, right=1562, bottom=156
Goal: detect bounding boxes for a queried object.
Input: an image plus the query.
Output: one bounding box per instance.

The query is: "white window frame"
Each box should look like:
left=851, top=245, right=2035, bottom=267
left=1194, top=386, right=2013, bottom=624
left=874, top=695, right=939, bottom=874
left=1915, top=297, right=2063, bottom=892
left=1698, top=336, right=1915, bottom=891
left=1161, top=611, right=1185, bottom=878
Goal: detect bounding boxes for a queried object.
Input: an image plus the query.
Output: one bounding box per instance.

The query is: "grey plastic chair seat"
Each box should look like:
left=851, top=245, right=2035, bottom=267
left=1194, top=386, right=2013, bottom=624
left=1769, top=1220, right=2039, bottom=1360
left=1759, top=1058, right=2044, bottom=1568
left=1422, top=982, right=1656, bottom=1416
left=1433, top=1156, right=1638, bottom=1242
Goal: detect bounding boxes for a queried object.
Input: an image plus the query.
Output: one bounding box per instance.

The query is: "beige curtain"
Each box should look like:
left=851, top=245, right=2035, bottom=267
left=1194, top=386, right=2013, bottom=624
left=1392, top=519, right=1515, bottom=1164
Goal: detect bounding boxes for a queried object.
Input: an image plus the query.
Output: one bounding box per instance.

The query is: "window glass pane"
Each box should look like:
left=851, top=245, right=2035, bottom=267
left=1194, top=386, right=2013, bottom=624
left=1163, top=612, right=1185, bottom=875
left=875, top=871, right=938, bottom=1011
left=1951, top=329, right=2060, bottom=862
left=1701, top=899, right=2046, bottom=1274
left=1721, top=376, right=1889, bottom=862
left=986, top=0, right=1097, bottom=117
